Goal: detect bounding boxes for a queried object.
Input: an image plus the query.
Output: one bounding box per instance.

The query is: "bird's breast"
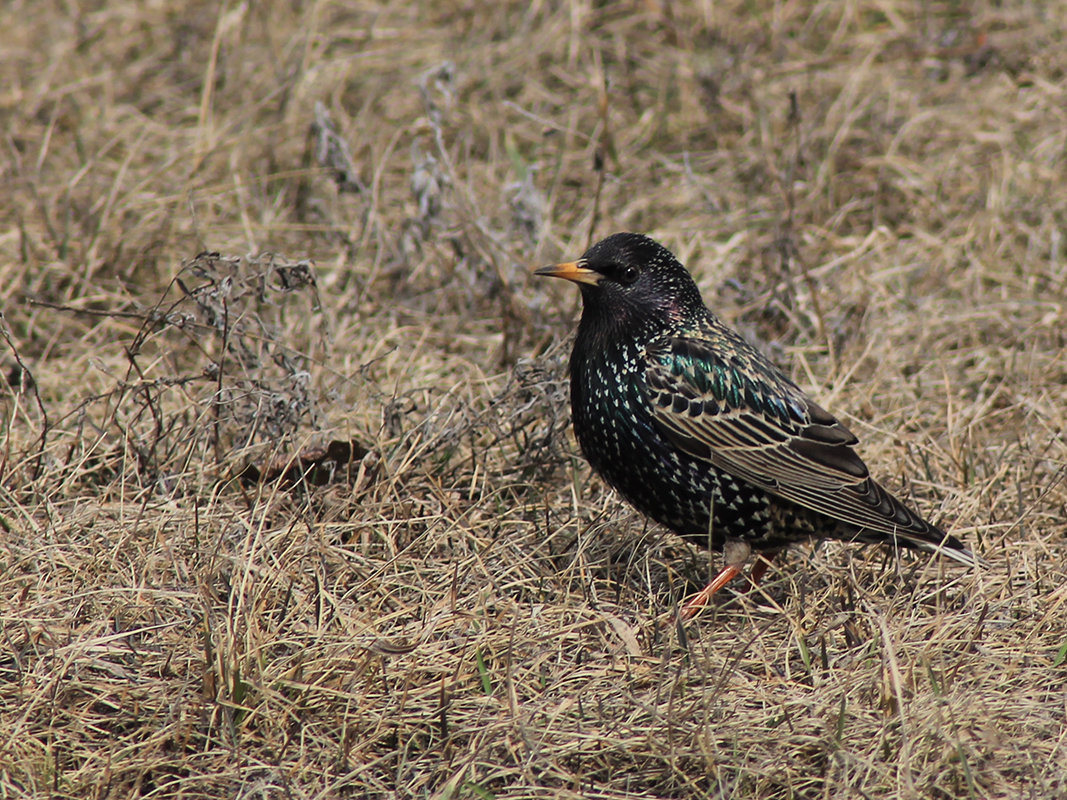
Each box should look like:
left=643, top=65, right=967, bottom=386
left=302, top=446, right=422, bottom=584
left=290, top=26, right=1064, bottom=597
left=570, top=343, right=708, bottom=529
left=568, top=338, right=790, bottom=545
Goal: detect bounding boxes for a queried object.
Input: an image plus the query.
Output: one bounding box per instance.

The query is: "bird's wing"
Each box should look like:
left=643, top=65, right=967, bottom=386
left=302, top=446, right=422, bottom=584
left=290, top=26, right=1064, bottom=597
left=643, top=330, right=957, bottom=550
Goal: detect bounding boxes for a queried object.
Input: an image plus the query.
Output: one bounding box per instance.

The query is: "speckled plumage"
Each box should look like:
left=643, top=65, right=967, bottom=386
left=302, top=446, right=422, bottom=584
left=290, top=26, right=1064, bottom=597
left=536, top=233, right=976, bottom=579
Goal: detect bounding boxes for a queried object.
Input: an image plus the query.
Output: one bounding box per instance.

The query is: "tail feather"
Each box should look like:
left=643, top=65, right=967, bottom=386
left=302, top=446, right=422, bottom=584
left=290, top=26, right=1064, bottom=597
left=844, top=524, right=985, bottom=568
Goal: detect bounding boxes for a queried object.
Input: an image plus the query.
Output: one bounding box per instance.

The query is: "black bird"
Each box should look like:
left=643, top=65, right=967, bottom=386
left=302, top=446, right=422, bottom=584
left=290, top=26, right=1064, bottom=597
left=535, top=233, right=977, bottom=616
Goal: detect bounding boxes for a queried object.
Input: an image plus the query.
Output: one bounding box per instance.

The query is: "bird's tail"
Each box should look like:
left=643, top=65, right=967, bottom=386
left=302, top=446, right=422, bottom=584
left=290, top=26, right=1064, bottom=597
left=845, top=525, right=986, bottom=568
left=910, top=534, right=986, bottom=568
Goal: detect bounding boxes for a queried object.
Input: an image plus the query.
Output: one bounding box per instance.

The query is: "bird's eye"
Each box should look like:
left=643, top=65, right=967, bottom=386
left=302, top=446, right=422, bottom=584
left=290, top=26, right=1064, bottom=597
left=617, top=265, right=639, bottom=285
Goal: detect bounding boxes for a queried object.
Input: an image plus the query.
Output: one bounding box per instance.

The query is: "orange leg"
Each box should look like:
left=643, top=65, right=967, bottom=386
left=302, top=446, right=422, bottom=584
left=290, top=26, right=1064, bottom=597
left=678, top=547, right=779, bottom=620
left=746, top=551, right=777, bottom=588
left=679, top=562, right=743, bottom=619
left=679, top=538, right=754, bottom=620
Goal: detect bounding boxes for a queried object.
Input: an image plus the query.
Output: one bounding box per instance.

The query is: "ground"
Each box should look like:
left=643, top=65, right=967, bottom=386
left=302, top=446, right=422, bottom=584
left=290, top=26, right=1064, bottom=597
left=2, top=1, right=1066, bottom=798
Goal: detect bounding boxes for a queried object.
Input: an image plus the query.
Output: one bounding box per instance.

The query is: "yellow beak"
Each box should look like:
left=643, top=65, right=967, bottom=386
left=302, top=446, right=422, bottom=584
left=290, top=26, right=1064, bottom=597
left=533, top=260, right=602, bottom=286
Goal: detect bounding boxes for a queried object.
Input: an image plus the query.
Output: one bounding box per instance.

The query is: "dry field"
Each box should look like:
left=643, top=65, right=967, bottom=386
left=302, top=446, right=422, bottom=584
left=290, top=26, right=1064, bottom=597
left=2, top=1, right=1066, bottom=797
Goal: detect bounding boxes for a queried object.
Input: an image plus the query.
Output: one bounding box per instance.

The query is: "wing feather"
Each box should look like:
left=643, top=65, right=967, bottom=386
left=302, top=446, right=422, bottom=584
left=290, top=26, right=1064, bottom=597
left=643, top=328, right=969, bottom=559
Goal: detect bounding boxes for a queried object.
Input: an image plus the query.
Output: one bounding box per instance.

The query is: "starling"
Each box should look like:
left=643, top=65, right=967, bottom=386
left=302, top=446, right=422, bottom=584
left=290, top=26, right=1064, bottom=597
left=535, top=233, right=977, bottom=616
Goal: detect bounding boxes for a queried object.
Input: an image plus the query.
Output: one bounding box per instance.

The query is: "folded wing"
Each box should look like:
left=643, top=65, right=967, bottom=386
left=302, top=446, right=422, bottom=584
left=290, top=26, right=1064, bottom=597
left=644, top=330, right=974, bottom=565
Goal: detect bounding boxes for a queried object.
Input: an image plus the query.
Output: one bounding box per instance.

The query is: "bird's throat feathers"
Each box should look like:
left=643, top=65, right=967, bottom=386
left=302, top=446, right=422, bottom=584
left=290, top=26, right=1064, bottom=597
left=576, top=283, right=690, bottom=351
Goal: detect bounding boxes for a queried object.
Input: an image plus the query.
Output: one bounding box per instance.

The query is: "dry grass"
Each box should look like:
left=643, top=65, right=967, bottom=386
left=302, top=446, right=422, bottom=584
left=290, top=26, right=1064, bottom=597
left=2, top=1, right=1066, bottom=797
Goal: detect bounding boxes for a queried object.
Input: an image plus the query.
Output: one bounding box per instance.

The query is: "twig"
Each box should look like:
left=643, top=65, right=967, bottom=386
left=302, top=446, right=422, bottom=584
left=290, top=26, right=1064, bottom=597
left=0, top=310, right=49, bottom=482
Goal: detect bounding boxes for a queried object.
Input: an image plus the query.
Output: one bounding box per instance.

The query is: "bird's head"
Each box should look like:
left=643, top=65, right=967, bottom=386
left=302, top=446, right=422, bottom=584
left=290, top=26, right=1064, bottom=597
left=535, top=233, right=706, bottom=338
